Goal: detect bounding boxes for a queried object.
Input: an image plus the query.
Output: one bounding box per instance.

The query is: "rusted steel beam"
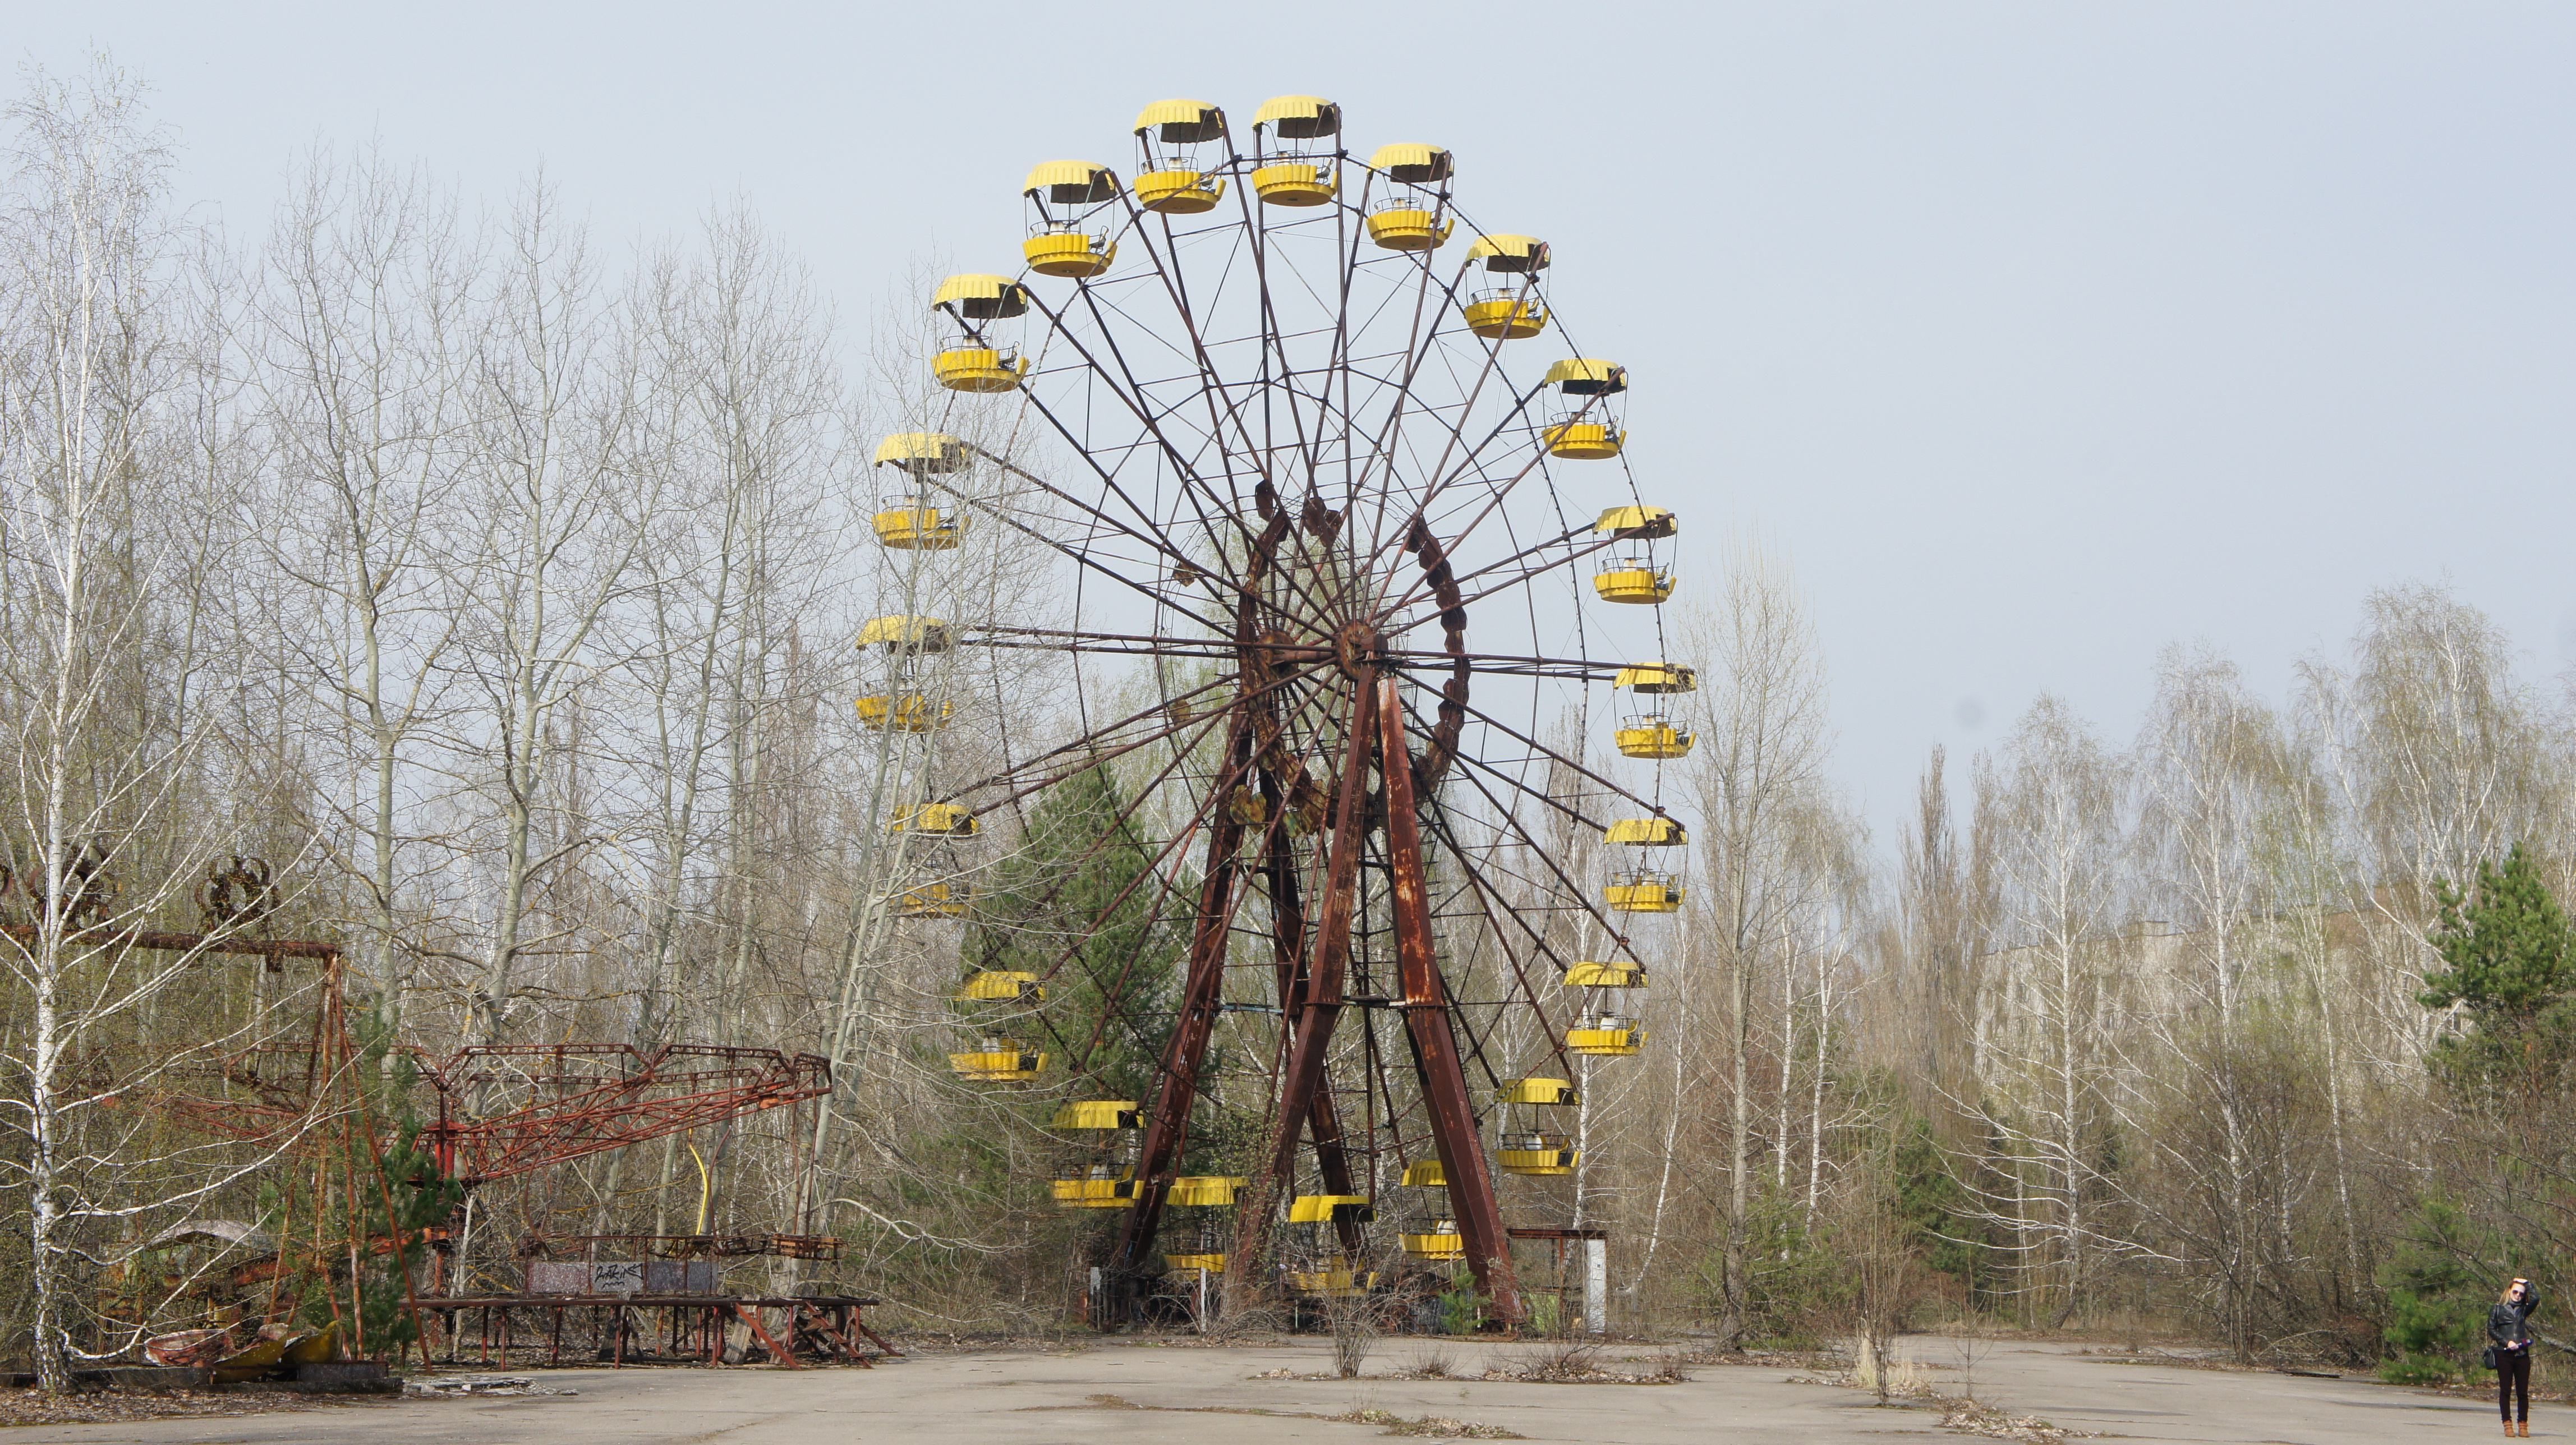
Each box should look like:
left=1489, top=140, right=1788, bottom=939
left=1378, top=677, right=1524, bottom=1325
left=1112, top=711, right=1254, bottom=1274
left=1258, top=768, right=1367, bottom=1259
left=0, top=923, right=339, bottom=961
left=1231, top=681, right=1381, bottom=1294
left=1264, top=679, right=1378, bottom=1185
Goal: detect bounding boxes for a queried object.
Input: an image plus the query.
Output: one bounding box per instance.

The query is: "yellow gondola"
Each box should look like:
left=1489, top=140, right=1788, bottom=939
left=931, top=346, right=1028, bottom=393
left=1462, top=233, right=1549, bottom=339
left=1165, top=1252, right=1227, bottom=1273
left=1132, top=99, right=1229, bottom=213
left=855, top=694, right=955, bottom=731
left=1614, top=715, right=1695, bottom=760
left=1541, top=358, right=1626, bottom=459
left=1603, top=817, right=1687, bottom=847
left=1400, top=1222, right=1466, bottom=1260
left=1604, top=870, right=1683, bottom=913
left=873, top=499, right=963, bottom=550
left=1251, top=95, right=1341, bottom=206
left=1287, top=1261, right=1378, bottom=1297
left=1401, top=1159, right=1447, bottom=1189
left=1022, top=161, right=1121, bottom=278
left=897, top=882, right=972, bottom=917
left=1051, top=1170, right=1138, bottom=1208
left=931, top=274, right=1031, bottom=393
left=872, top=434, right=969, bottom=549
left=1498, top=1131, right=1580, bottom=1176
left=1595, top=557, right=1676, bottom=604
left=1365, top=143, right=1455, bottom=251
left=948, top=1037, right=1047, bottom=1080
left=1567, top=1015, right=1645, bottom=1057
left=890, top=802, right=978, bottom=836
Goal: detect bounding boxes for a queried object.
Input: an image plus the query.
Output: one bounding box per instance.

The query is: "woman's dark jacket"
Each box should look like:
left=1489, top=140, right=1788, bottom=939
left=2492, top=1287, right=2542, bottom=1351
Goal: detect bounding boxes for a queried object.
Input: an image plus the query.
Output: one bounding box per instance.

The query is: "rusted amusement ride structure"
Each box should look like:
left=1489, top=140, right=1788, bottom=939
left=867, top=94, right=1689, bottom=1329
left=61, top=859, right=890, bottom=1375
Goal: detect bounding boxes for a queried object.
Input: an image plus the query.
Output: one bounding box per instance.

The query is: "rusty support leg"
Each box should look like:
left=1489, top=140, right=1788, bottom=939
left=1234, top=682, right=1379, bottom=1292
left=734, top=1303, right=799, bottom=1369
left=1261, top=772, right=1366, bottom=1259
left=1378, top=678, right=1524, bottom=1325
left=852, top=1307, right=900, bottom=1359
left=1112, top=716, right=1255, bottom=1281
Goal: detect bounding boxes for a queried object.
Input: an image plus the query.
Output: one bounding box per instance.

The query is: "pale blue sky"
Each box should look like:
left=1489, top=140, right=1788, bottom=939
left=18, top=2, right=2574, bottom=841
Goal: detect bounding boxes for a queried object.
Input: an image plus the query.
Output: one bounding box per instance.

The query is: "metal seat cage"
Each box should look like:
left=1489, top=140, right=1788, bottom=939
left=1607, top=869, right=1679, bottom=889
left=1025, top=216, right=1118, bottom=247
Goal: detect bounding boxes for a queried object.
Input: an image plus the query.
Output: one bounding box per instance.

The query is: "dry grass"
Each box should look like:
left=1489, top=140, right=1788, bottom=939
left=1330, top=1406, right=1524, bottom=1438
left=0, top=1386, right=402, bottom=1428
left=1939, top=1395, right=2093, bottom=1442
left=1403, top=1344, right=1460, bottom=1379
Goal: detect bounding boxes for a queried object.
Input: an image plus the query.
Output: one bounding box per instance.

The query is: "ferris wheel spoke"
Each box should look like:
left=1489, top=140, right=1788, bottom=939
left=1443, top=692, right=1668, bottom=817
left=1011, top=297, right=1355, bottom=636
left=947, top=668, right=1318, bottom=813
left=979, top=711, right=1255, bottom=1038
left=1346, top=270, right=1526, bottom=568
left=1379, top=519, right=1633, bottom=632
left=1006, top=383, right=1263, bottom=616
left=913, top=458, right=1239, bottom=639
left=1432, top=757, right=1649, bottom=1016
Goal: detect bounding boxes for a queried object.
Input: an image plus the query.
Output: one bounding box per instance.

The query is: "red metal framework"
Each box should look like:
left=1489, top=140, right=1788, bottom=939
left=412, top=1044, right=830, bottom=1187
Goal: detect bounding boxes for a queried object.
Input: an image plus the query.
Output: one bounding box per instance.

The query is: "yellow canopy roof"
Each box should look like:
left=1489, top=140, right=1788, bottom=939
left=1594, top=504, right=1676, bottom=538
left=857, top=615, right=949, bottom=647
left=873, top=432, right=968, bottom=469
left=1368, top=142, right=1452, bottom=183
left=1167, top=1175, right=1247, bottom=1207
left=931, top=273, right=1029, bottom=315
left=1544, top=358, right=1626, bottom=393
left=1133, top=99, right=1227, bottom=143
left=1501, top=1076, right=1578, bottom=1105
left=1563, top=960, right=1648, bottom=988
left=1287, top=1193, right=1372, bottom=1223
left=1023, top=160, right=1119, bottom=204
left=1615, top=663, right=1699, bottom=693
left=1050, top=1100, right=1142, bottom=1130
left=1606, top=816, right=1688, bottom=846
left=1255, top=94, right=1341, bottom=139
left=1468, top=233, right=1549, bottom=271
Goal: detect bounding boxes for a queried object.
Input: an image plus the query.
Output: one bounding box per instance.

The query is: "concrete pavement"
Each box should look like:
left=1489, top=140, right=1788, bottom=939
left=0, top=1337, right=2529, bottom=1444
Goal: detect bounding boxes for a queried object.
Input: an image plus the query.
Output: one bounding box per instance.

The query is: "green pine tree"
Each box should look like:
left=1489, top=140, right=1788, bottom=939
left=968, top=763, right=1183, bottom=1104
left=2421, top=844, right=2576, bottom=1089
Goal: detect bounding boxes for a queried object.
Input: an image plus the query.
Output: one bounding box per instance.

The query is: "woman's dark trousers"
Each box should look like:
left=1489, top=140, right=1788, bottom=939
left=2500, top=1349, right=2532, bottom=1423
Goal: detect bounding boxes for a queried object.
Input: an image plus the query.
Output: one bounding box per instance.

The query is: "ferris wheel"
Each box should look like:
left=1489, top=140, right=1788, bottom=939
left=863, top=94, right=1695, bottom=1325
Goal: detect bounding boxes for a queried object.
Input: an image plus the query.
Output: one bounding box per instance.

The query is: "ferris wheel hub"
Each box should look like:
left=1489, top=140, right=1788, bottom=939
left=1331, top=622, right=1384, bottom=679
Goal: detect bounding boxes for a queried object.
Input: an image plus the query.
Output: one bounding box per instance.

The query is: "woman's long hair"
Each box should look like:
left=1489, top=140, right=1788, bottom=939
left=2503, top=1282, right=2528, bottom=1305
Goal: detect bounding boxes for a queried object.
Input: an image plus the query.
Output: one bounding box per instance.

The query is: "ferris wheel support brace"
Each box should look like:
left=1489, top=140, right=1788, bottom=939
left=1379, top=678, right=1527, bottom=1327
left=1112, top=712, right=1255, bottom=1281
left=1221, top=678, right=1383, bottom=1296
left=1259, top=767, right=1368, bottom=1261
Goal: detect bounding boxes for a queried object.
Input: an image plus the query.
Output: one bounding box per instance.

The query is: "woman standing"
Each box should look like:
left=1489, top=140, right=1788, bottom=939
left=2492, top=1277, right=2541, bottom=1437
